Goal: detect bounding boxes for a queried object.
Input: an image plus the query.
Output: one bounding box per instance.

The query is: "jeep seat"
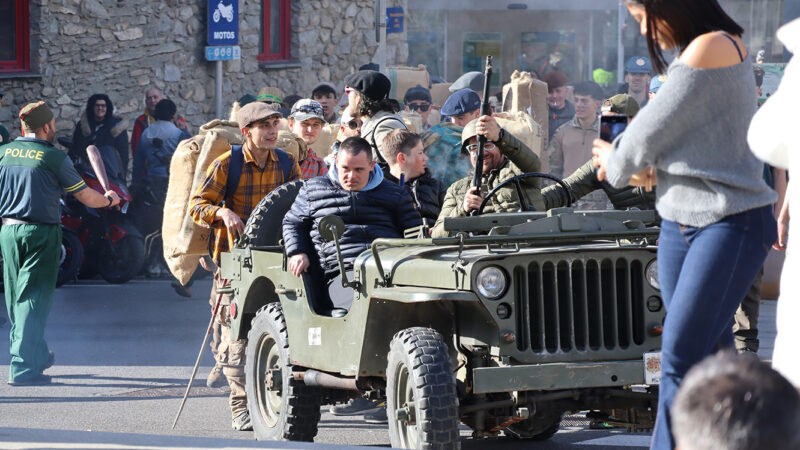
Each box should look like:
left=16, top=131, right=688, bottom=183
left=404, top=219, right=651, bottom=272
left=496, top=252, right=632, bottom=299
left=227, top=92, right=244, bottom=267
left=299, top=254, right=348, bottom=317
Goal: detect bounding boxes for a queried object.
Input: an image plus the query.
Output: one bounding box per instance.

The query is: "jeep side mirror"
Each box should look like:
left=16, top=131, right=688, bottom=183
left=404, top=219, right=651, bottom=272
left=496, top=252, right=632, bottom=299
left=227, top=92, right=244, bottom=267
left=319, top=215, right=344, bottom=242
left=318, top=215, right=359, bottom=290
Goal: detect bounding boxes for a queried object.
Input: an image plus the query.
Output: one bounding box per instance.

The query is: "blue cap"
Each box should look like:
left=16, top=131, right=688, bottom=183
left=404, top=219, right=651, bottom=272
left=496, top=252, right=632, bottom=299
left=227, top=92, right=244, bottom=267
left=625, top=56, right=652, bottom=74
left=441, top=89, right=481, bottom=116
left=649, top=74, right=667, bottom=93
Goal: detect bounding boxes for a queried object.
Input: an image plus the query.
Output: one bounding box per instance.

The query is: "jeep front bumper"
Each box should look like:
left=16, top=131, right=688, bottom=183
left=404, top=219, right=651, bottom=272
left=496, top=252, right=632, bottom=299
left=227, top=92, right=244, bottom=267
left=473, top=360, right=647, bottom=394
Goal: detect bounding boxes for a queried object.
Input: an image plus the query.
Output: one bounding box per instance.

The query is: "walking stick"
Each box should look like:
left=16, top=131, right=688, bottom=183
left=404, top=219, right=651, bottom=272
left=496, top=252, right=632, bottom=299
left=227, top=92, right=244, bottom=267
left=171, top=281, right=229, bottom=429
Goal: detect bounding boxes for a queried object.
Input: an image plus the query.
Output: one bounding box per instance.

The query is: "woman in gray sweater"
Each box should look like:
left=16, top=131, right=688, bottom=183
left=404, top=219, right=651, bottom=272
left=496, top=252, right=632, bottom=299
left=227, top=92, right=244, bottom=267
left=593, top=2, right=777, bottom=449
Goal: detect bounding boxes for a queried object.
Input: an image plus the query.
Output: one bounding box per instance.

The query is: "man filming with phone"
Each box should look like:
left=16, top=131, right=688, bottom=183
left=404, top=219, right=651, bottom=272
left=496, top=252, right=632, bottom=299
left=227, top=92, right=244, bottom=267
left=543, top=94, right=656, bottom=214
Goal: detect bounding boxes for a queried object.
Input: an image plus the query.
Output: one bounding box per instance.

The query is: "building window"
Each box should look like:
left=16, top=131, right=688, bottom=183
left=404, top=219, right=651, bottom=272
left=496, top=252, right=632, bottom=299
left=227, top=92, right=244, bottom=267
left=0, top=0, right=30, bottom=73
left=259, top=0, right=291, bottom=61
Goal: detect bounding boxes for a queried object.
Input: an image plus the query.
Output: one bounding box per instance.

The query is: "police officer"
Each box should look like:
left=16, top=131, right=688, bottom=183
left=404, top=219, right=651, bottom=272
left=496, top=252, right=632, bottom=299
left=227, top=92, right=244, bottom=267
left=0, top=101, right=120, bottom=386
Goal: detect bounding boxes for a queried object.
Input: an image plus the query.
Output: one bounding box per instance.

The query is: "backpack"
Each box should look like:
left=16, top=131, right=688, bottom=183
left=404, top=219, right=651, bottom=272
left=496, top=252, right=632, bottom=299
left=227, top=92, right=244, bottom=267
left=224, top=145, right=293, bottom=202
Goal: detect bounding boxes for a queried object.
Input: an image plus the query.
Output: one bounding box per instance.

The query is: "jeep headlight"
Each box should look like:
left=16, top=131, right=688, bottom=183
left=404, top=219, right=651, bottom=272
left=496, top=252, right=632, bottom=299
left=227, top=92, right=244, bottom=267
left=646, top=259, right=660, bottom=290
left=476, top=266, right=507, bottom=299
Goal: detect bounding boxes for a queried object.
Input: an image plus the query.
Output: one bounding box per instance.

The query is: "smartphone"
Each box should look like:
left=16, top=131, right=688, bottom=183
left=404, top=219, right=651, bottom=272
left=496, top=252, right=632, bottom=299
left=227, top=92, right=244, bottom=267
left=599, top=114, right=629, bottom=142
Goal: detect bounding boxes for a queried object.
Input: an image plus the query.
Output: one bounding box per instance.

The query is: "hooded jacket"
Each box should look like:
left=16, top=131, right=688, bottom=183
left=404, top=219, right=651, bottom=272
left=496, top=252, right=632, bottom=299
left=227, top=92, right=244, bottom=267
left=283, top=162, right=422, bottom=279
left=71, top=94, right=130, bottom=179
left=382, top=167, right=446, bottom=226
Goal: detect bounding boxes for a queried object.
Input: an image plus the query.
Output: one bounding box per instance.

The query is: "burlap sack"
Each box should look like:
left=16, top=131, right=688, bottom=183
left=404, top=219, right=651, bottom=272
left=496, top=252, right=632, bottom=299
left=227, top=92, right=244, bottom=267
left=430, top=83, right=452, bottom=108
left=502, top=70, right=549, bottom=143
left=388, top=65, right=431, bottom=102
left=277, top=130, right=307, bottom=162
left=313, top=124, right=339, bottom=158
left=162, top=119, right=242, bottom=284
left=397, top=110, right=423, bottom=134
left=495, top=111, right=547, bottom=173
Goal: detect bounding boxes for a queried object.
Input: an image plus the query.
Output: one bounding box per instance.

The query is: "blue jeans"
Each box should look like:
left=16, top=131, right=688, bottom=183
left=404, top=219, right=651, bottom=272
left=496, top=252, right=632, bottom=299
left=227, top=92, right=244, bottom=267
left=651, top=206, right=776, bottom=449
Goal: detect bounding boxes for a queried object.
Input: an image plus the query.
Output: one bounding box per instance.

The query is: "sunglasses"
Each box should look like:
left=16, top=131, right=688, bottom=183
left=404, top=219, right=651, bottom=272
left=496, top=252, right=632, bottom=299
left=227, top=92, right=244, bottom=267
left=466, top=142, right=497, bottom=154
left=407, top=103, right=431, bottom=112
left=346, top=120, right=362, bottom=130
left=293, top=104, right=323, bottom=115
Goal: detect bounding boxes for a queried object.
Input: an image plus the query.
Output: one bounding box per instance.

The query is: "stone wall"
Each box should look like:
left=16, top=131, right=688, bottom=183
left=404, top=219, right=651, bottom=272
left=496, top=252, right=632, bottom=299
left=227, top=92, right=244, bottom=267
left=0, top=0, right=408, bottom=140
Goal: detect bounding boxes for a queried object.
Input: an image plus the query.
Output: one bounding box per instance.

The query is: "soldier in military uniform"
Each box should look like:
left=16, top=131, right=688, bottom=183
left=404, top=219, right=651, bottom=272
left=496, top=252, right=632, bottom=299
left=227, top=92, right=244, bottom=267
left=0, top=101, right=120, bottom=386
left=432, top=115, right=545, bottom=238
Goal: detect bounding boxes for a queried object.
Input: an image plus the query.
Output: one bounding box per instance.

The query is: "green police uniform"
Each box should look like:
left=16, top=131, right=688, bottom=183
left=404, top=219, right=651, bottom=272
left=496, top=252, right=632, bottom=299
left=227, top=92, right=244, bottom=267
left=0, top=137, right=86, bottom=383
left=0, top=124, right=9, bottom=146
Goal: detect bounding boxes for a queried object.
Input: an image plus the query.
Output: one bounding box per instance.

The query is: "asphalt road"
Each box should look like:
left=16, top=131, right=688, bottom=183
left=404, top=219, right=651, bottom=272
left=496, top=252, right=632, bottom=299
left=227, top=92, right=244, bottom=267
left=0, top=277, right=778, bottom=449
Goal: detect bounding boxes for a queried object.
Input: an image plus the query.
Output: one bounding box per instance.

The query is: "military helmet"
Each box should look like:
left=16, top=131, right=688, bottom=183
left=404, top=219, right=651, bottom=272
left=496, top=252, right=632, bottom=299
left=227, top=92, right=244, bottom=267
left=460, top=119, right=480, bottom=154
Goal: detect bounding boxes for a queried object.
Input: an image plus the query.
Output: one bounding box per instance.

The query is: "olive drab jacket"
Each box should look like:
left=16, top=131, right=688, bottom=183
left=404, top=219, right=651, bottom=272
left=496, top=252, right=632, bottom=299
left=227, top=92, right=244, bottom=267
left=542, top=158, right=657, bottom=217
left=431, top=130, right=546, bottom=238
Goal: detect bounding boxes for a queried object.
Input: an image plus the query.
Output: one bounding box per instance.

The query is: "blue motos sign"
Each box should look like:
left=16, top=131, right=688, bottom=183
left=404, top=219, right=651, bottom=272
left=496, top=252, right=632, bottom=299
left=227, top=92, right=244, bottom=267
left=208, top=0, right=238, bottom=45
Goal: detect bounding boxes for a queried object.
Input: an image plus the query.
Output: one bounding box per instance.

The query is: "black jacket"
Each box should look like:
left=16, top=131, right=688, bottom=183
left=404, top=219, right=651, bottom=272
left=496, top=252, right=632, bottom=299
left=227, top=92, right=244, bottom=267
left=283, top=175, right=422, bottom=278
left=72, top=94, right=130, bottom=180
left=382, top=168, right=446, bottom=226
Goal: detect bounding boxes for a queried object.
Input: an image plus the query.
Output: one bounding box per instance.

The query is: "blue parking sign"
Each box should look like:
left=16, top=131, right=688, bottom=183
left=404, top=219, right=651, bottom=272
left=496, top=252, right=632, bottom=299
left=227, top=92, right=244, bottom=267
left=208, top=0, right=238, bottom=45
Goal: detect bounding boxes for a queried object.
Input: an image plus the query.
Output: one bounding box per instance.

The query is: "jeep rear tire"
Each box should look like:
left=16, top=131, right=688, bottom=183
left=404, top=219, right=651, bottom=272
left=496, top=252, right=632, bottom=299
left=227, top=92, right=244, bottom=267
left=387, top=327, right=460, bottom=449
left=239, top=180, right=304, bottom=248
left=245, top=302, right=321, bottom=441
left=503, top=414, right=561, bottom=440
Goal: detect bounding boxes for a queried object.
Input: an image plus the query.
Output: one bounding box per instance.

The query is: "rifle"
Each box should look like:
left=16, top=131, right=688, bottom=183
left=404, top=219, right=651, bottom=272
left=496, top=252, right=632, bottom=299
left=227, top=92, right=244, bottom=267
left=470, top=56, right=494, bottom=216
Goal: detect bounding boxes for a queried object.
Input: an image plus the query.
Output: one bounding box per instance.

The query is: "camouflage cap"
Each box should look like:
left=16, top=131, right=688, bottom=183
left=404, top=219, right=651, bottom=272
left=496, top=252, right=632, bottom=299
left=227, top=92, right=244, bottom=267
left=601, top=94, right=640, bottom=118
left=19, top=101, right=54, bottom=131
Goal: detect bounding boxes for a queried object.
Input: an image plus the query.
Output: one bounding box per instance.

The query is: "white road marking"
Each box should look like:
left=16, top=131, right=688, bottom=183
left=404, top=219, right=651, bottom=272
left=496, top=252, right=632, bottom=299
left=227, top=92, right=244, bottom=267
left=577, top=434, right=652, bottom=447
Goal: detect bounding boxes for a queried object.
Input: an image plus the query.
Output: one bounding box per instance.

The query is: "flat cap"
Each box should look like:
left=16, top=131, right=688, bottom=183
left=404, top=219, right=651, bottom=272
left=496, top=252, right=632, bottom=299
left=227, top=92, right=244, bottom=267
left=449, top=71, right=485, bottom=93
left=441, top=89, right=481, bottom=117
left=602, top=94, right=640, bottom=117
left=19, top=101, right=54, bottom=131
left=237, top=101, right=282, bottom=128
left=344, top=70, right=391, bottom=102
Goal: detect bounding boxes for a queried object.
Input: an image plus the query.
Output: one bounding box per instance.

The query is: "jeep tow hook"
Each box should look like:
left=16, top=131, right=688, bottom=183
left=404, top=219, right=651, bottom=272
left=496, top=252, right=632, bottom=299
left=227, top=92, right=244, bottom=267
left=396, top=402, right=416, bottom=425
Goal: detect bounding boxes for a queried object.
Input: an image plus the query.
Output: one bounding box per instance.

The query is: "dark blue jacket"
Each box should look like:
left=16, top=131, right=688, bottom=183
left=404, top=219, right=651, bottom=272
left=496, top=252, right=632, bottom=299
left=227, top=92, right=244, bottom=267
left=283, top=172, right=422, bottom=279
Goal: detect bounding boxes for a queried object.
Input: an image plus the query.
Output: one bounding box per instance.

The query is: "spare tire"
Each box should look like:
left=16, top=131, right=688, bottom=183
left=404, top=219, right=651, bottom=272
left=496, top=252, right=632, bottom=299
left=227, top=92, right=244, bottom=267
left=239, top=180, right=304, bottom=248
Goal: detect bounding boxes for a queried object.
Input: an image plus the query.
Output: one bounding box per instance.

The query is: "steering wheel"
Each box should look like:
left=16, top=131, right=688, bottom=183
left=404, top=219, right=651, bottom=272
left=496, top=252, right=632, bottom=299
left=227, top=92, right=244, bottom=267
left=476, top=172, right=573, bottom=215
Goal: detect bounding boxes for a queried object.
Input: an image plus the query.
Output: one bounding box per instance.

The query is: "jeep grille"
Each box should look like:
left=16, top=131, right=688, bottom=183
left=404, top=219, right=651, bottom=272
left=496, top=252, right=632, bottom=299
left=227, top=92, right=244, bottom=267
left=511, top=256, right=648, bottom=357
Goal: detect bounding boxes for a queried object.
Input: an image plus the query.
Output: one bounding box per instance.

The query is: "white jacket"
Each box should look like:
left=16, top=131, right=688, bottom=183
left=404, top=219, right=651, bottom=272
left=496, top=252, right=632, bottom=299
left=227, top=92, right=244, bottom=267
left=748, top=17, right=800, bottom=387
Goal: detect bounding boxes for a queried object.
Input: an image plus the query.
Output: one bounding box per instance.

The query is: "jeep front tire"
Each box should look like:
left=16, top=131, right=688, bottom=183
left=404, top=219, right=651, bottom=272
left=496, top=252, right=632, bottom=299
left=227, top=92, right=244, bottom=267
left=387, top=327, right=460, bottom=449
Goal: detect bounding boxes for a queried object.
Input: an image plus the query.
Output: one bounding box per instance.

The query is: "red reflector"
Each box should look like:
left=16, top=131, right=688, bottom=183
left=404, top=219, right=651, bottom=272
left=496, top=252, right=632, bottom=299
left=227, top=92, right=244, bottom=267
left=650, top=326, right=663, bottom=337
left=230, top=302, right=238, bottom=320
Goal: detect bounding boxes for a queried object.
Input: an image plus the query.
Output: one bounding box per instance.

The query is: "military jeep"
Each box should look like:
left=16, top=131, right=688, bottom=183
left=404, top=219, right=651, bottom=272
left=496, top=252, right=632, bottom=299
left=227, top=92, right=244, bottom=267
left=221, top=177, right=664, bottom=448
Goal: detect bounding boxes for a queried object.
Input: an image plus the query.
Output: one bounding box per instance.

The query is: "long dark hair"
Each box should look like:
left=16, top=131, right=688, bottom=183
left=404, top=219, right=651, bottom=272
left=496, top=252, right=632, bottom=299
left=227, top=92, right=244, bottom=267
left=356, top=92, right=401, bottom=118
left=628, top=0, right=744, bottom=73
left=85, top=93, right=115, bottom=127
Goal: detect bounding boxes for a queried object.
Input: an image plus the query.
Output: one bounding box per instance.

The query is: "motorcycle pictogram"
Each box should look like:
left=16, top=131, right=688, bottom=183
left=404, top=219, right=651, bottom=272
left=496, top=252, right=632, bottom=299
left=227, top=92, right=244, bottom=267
left=212, top=0, right=234, bottom=23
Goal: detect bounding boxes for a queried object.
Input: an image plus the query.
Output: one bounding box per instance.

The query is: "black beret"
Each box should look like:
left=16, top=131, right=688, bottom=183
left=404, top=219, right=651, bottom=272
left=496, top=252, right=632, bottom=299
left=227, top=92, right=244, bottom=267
left=344, top=70, right=391, bottom=102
